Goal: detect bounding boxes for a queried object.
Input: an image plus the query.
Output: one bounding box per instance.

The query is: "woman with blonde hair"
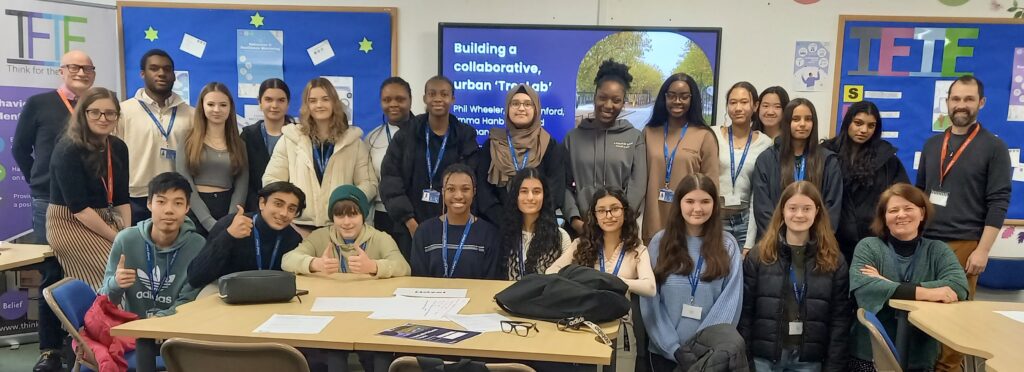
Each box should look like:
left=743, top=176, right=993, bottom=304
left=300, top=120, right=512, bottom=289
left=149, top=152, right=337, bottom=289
left=48, top=87, right=130, bottom=288
left=739, top=181, right=850, bottom=372
left=264, top=77, right=376, bottom=233
left=175, top=82, right=248, bottom=236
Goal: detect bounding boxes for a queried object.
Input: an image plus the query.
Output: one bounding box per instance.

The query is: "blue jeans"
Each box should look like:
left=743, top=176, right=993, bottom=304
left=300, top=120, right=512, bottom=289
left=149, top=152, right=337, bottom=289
left=31, top=198, right=49, bottom=244
left=754, top=348, right=822, bottom=372
left=722, top=209, right=749, bottom=248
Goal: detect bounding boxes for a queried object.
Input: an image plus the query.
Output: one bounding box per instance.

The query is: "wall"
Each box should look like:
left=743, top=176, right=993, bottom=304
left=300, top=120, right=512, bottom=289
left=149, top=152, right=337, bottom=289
left=98, top=0, right=1023, bottom=261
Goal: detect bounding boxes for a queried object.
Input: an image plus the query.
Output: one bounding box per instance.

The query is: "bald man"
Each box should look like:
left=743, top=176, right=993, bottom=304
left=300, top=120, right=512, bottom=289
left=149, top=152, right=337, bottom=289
left=12, top=50, right=95, bottom=372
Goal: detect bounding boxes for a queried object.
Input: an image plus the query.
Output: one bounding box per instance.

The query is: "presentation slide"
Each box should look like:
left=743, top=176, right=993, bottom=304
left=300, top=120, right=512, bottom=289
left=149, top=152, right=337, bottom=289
left=439, top=24, right=722, bottom=143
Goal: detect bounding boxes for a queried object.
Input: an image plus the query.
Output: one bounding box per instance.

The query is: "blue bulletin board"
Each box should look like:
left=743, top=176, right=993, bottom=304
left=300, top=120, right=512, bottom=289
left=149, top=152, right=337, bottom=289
left=117, top=2, right=396, bottom=134
left=831, top=16, right=1024, bottom=223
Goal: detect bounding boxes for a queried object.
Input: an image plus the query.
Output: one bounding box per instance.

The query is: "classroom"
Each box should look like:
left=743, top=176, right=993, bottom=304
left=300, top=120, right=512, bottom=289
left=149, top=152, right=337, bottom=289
left=1, top=0, right=1023, bottom=371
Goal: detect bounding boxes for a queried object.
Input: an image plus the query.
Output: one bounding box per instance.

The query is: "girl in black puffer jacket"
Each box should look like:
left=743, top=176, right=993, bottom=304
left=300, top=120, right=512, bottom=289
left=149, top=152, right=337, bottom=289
left=739, top=181, right=850, bottom=372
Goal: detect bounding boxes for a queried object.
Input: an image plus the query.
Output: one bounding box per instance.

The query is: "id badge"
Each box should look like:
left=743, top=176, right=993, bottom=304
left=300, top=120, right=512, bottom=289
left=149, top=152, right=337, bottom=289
left=160, top=147, right=176, bottom=159
left=788, top=321, right=804, bottom=335
left=724, top=194, right=742, bottom=207
left=681, top=304, right=703, bottom=320
left=421, top=189, right=440, bottom=204
left=658, top=188, right=675, bottom=203
left=929, top=191, right=949, bottom=207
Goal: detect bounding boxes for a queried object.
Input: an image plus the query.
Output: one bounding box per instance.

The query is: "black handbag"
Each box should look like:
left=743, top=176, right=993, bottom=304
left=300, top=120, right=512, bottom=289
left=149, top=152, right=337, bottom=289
left=494, top=264, right=630, bottom=323
left=217, top=270, right=299, bottom=304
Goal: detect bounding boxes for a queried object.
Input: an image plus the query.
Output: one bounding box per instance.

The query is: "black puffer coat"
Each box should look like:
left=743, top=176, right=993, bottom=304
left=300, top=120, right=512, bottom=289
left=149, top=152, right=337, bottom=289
left=738, top=235, right=851, bottom=372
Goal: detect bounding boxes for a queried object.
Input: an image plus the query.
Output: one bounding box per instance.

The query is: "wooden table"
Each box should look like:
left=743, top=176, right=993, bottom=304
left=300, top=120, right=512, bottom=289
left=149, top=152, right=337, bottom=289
left=112, top=274, right=618, bottom=372
left=890, top=300, right=1024, bottom=372
left=0, top=243, right=53, bottom=271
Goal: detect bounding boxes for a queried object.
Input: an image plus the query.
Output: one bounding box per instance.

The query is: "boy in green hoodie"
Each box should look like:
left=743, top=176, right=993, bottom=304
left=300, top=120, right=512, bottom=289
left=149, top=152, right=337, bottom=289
left=100, top=172, right=206, bottom=318
left=282, top=184, right=410, bottom=278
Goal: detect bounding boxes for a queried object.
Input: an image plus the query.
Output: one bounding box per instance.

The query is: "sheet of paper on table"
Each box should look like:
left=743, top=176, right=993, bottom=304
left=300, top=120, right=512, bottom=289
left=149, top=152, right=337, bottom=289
left=311, top=297, right=416, bottom=312
left=393, top=288, right=468, bottom=298
left=368, top=297, right=470, bottom=320
left=995, top=311, right=1024, bottom=324
left=253, top=314, right=334, bottom=334
left=445, top=313, right=511, bottom=333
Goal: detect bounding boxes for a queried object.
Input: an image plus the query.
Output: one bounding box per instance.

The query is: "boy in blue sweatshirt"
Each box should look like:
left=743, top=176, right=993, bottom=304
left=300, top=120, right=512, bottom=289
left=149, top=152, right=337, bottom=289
left=100, top=172, right=206, bottom=318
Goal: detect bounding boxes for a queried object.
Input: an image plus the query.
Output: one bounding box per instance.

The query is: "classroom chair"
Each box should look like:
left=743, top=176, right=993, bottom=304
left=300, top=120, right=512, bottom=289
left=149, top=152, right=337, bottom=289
left=388, top=356, right=536, bottom=372
left=856, top=308, right=902, bottom=372
left=43, top=278, right=166, bottom=372
left=978, top=257, right=1024, bottom=290
left=160, top=337, right=310, bottom=372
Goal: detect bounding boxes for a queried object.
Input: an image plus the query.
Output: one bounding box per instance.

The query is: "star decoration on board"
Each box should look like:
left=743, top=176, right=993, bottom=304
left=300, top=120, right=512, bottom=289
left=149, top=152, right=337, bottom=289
left=144, top=26, right=159, bottom=42
left=250, top=12, right=265, bottom=28
left=358, top=37, right=373, bottom=53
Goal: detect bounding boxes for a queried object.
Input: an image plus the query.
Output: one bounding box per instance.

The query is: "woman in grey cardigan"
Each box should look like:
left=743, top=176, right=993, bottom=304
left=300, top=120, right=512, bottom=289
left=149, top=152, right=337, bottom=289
left=848, top=183, right=968, bottom=371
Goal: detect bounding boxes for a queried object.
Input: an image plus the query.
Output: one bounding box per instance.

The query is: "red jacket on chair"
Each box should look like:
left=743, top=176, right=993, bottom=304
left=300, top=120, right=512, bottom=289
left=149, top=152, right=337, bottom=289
left=77, top=295, right=138, bottom=372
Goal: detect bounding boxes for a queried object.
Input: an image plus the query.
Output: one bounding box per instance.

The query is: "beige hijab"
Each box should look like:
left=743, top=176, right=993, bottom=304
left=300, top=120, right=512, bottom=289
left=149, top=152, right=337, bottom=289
left=487, top=84, right=550, bottom=187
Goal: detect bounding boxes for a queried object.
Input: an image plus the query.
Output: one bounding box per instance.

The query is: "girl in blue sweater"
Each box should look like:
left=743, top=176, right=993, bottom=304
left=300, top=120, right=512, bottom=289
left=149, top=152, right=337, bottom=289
left=641, top=174, right=743, bottom=371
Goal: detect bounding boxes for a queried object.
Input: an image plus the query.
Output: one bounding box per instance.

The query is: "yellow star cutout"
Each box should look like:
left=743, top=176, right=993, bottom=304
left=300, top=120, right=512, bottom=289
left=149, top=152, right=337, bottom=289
left=358, top=37, right=373, bottom=53
left=250, top=12, right=265, bottom=28
left=144, top=26, right=158, bottom=42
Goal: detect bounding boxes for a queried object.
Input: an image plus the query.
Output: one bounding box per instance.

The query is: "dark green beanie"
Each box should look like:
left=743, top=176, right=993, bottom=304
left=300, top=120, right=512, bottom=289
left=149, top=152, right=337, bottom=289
left=328, top=185, right=369, bottom=219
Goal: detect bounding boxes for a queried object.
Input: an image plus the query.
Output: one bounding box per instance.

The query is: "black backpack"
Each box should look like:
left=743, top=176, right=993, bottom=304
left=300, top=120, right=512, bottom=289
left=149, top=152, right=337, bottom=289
left=494, top=264, right=630, bottom=323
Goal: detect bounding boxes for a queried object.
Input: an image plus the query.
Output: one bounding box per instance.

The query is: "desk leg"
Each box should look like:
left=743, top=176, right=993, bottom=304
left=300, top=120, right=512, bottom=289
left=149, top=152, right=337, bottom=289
left=895, top=310, right=910, bottom=371
left=136, top=338, right=157, bottom=372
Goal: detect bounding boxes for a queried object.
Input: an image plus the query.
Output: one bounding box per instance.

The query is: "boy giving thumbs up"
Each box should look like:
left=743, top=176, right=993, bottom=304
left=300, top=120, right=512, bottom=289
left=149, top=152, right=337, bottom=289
left=282, top=185, right=410, bottom=278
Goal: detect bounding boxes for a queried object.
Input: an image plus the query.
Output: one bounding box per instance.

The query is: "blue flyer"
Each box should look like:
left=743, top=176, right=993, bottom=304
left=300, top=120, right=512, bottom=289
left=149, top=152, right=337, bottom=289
left=237, top=29, right=284, bottom=98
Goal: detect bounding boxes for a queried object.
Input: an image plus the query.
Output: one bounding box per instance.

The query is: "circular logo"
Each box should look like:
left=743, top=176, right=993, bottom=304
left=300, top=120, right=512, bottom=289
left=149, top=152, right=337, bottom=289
left=0, top=163, right=6, bottom=182
left=0, top=290, right=29, bottom=320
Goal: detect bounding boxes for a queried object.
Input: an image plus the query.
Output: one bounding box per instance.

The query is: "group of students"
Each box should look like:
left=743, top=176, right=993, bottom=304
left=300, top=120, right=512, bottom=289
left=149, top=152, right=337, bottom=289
left=13, top=47, right=1010, bottom=372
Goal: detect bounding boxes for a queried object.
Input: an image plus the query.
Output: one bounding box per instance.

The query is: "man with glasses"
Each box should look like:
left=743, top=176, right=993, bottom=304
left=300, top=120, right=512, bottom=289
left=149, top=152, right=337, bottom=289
left=116, top=49, right=194, bottom=225
left=13, top=49, right=96, bottom=372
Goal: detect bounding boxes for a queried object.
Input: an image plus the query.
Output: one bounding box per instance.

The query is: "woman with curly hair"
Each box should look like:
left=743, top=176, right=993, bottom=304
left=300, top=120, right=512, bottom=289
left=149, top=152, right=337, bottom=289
left=501, top=167, right=571, bottom=280
left=547, top=186, right=655, bottom=297
left=822, top=100, right=908, bottom=263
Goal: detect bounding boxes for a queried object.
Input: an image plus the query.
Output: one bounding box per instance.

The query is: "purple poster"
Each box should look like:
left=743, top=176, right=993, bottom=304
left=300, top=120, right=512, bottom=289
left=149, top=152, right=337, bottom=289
left=1009, top=48, right=1024, bottom=122
left=0, top=86, right=50, bottom=240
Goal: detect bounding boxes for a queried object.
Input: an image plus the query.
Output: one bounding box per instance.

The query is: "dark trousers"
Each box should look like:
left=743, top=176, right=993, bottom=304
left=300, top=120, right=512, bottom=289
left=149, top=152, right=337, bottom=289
left=379, top=211, right=412, bottom=263
left=188, top=190, right=233, bottom=237
left=25, top=257, right=66, bottom=350
left=632, top=295, right=652, bottom=372
left=649, top=352, right=679, bottom=372
left=130, top=197, right=150, bottom=226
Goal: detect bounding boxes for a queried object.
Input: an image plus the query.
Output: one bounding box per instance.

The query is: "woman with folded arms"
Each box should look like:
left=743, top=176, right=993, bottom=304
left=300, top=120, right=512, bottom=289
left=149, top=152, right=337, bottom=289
left=501, top=168, right=571, bottom=280
left=848, top=183, right=967, bottom=372
left=641, top=174, right=743, bottom=371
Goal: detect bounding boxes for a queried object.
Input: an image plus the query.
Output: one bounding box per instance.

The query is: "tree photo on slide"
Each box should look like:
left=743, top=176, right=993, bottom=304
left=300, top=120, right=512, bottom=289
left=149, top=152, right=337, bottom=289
left=575, top=31, right=716, bottom=128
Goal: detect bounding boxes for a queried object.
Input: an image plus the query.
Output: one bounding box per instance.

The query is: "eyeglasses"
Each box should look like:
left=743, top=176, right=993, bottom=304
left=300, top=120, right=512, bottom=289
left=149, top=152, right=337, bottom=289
left=510, top=101, right=534, bottom=110
left=594, top=206, right=624, bottom=218
left=556, top=317, right=612, bottom=347
left=500, top=321, right=539, bottom=337
left=85, top=109, right=120, bottom=120
left=62, top=64, right=96, bottom=74
left=665, top=92, right=692, bottom=103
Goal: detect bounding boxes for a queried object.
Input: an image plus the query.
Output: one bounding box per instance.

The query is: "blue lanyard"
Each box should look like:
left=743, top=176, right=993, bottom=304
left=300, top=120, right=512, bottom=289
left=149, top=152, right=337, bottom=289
left=138, top=101, right=177, bottom=143
left=333, top=240, right=363, bottom=273
left=425, top=125, right=450, bottom=189
left=794, top=156, right=807, bottom=181
left=887, top=241, right=921, bottom=283
left=506, top=133, right=530, bottom=171
left=144, top=242, right=179, bottom=303
left=252, top=215, right=281, bottom=271
left=688, top=255, right=705, bottom=303
left=598, top=244, right=627, bottom=276
left=260, top=123, right=279, bottom=154
left=385, top=123, right=393, bottom=144
left=728, top=126, right=752, bottom=187
left=789, top=264, right=807, bottom=309
left=663, top=123, right=689, bottom=187
left=312, top=142, right=334, bottom=175
left=441, top=215, right=474, bottom=278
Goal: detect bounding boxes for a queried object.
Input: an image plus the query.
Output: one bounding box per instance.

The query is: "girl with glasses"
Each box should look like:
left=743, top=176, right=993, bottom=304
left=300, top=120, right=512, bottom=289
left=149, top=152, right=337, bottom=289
left=47, top=87, right=130, bottom=289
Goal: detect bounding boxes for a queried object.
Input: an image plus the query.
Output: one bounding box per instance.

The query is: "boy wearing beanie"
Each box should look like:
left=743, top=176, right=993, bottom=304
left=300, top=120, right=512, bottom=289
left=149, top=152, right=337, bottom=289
left=282, top=185, right=410, bottom=278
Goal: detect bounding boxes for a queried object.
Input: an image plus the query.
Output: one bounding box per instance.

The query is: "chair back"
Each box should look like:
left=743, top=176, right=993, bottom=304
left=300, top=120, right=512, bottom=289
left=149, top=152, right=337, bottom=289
left=388, top=356, right=535, bottom=372
left=43, top=278, right=99, bottom=371
left=978, top=257, right=1024, bottom=290
left=160, top=338, right=310, bottom=372
left=856, top=308, right=903, bottom=372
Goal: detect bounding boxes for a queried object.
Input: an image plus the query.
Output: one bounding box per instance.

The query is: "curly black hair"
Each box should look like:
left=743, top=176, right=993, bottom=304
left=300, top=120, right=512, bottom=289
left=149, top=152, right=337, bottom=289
left=501, top=168, right=564, bottom=280
left=594, top=59, right=633, bottom=91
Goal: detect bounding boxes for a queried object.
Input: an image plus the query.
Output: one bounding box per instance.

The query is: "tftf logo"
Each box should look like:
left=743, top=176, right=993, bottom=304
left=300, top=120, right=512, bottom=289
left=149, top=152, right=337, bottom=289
left=5, top=9, right=87, bottom=67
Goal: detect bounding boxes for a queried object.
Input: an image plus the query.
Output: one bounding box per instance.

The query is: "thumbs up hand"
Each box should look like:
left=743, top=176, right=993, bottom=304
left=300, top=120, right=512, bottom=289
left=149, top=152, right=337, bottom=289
left=310, top=243, right=341, bottom=273
left=227, top=205, right=253, bottom=239
left=115, top=254, right=137, bottom=288
left=347, top=244, right=378, bottom=275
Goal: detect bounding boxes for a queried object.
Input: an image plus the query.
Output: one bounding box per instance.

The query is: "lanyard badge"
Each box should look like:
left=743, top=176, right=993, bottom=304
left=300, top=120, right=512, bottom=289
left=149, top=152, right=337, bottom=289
left=659, top=124, right=689, bottom=203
